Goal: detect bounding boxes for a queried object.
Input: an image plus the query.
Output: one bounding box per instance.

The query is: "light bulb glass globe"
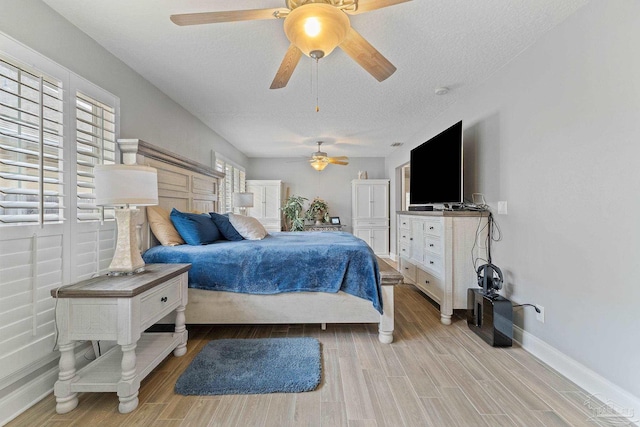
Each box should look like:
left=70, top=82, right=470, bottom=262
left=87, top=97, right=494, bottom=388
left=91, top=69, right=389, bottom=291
left=284, top=3, right=350, bottom=58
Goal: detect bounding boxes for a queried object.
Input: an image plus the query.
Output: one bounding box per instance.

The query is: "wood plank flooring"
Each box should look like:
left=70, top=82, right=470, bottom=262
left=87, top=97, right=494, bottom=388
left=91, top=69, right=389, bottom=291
left=9, top=277, right=609, bottom=426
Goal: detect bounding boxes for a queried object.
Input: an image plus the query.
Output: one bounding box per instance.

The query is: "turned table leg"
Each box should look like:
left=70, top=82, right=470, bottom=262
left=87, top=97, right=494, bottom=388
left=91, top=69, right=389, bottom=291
left=117, top=343, right=139, bottom=414
left=173, top=304, right=187, bottom=357
left=54, top=341, right=79, bottom=414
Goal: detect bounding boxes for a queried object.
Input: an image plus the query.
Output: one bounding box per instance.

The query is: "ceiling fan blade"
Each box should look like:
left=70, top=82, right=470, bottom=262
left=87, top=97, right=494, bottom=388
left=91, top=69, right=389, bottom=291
left=347, top=0, right=411, bottom=15
left=170, top=8, right=286, bottom=26
left=270, top=44, right=303, bottom=89
left=339, top=28, right=396, bottom=82
left=328, top=156, right=349, bottom=161
left=328, top=158, right=349, bottom=165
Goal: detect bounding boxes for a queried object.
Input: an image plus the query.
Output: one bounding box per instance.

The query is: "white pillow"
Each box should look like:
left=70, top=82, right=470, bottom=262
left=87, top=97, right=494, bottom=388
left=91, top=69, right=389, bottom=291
left=228, top=213, right=268, bottom=240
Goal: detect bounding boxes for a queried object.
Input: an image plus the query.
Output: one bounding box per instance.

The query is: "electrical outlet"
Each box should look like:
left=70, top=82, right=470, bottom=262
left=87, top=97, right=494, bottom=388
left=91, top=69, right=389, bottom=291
left=536, top=305, right=545, bottom=323
left=498, top=201, right=508, bottom=215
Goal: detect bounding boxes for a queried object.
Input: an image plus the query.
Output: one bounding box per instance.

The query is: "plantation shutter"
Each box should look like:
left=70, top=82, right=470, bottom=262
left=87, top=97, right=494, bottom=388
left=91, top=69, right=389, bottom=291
left=75, top=92, right=116, bottom=221
left=0, top=55, right=64, bottom=224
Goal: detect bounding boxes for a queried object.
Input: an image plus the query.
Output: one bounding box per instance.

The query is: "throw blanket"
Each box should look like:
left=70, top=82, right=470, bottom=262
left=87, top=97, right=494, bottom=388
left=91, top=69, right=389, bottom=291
left=143, top=232, right=382, bottom=313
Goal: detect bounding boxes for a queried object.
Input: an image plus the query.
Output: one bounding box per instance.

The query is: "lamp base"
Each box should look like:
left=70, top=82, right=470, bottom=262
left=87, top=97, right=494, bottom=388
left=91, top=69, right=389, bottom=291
left=109, top=208, right=145, bottom=274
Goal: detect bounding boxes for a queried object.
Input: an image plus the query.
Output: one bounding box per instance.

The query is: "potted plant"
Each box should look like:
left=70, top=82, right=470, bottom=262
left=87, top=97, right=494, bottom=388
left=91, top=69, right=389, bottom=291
left=282, top=195, right=307, bottom=231
left=305, top=197, right=330, bottom=226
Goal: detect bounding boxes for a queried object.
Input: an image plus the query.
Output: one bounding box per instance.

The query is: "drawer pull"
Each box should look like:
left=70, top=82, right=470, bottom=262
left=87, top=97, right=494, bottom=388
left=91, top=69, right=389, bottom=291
left=429, top=261, right=434, bottom=265
left=425, top=280, right=430, bottom=284
left=160, top=296, right=168, bottom=303
left=410, top=237, right=413, bottom=241
left=402, top=249, right=406, bottom=252
left=404, top=267, right=409, bottom=270
left=429, top=244, right=434, bottom=247
left=402, top=235, right=406, bottom=238
left=429, top=226, right=434, bottom=230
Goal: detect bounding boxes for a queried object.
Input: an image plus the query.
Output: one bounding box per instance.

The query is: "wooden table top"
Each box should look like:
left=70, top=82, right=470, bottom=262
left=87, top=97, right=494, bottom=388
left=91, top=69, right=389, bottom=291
left=51, top=264, right=191, bottom=299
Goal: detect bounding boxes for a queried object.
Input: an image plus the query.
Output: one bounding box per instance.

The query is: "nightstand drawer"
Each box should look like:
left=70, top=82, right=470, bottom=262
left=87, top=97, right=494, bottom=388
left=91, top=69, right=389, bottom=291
left=140, top=276, right=181, bottom=328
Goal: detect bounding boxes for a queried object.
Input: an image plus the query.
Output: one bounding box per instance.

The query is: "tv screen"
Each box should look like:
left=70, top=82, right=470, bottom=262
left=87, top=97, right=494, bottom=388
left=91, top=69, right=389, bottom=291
left=410, top=121, right=463, bottom=206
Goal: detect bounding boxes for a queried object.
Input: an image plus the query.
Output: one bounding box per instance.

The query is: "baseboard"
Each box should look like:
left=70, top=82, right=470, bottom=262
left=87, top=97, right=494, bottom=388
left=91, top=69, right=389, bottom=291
left=0, top=343, right=92, bottom=425
left=388, top=252, right=397, bottom=262
left=513, top=325, right=640, bottom=425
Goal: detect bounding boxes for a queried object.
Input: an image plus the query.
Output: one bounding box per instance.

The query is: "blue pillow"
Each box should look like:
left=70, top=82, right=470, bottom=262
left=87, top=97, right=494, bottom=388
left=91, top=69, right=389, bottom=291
left=169, top=209, right=221, bottom=245
left=209, top=212, right=244, bottom=241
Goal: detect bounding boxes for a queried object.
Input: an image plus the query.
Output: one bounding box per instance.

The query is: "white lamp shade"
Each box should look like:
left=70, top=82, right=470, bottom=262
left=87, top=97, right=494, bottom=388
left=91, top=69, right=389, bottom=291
left=94, top=164, right=158, bottom=206
left=232, top=192, right=254, bottom=208
left=284, top=3, right=350, bottom=58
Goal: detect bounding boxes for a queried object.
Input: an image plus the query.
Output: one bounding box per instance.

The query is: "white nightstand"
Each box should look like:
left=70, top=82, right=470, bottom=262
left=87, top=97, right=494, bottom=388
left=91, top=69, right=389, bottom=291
left=51, top=263, right=190, bottom=414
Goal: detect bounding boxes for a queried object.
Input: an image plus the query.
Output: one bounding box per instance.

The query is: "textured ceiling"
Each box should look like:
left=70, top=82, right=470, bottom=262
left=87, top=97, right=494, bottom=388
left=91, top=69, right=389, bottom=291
left=43, top=0, right=587, bottom=158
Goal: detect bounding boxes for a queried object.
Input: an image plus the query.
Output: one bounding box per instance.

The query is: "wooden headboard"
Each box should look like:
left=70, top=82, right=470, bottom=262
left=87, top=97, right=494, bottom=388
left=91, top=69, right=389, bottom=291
left=117, top=139, right=225, bottom=249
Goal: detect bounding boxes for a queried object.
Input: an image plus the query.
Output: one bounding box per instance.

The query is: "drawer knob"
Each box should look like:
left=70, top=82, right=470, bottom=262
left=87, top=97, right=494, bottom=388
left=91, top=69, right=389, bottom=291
left=402, top=249, right=406, bottom=252
left=429, top=226, right=434, bottom=230
left=410, top=237, right=413, bottom=241
left=429, top=244, right=434, bottom=247
left=429, top=261, right=434, bottom=265
left=404, top=267, right=409, bottom=270
left=425, top=280, right=430, bottom=284
left=160, top=296, right=168, bottom=303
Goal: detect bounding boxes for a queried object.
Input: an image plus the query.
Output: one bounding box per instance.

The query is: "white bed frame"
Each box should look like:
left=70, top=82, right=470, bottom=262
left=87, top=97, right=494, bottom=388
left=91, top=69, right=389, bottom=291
left=119, top=139, right=397, bottom=343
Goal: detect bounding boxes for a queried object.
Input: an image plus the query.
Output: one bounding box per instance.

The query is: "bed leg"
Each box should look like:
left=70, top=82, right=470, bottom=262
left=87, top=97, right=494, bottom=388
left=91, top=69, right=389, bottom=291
left=321, top=323, right=327, bottom=330
left=378, top=285, right=394, bottom=344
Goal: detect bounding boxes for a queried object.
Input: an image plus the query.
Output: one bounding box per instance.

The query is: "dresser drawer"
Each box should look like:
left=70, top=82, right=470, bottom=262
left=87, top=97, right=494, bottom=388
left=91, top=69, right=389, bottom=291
left=423, top=253, right=443, bottom=277
left=425, top=235, right=443, bottom=256
left=399, top=242, right=411, bottom=258
left=423, top=219, right=442, bottom=237
left=416, top=268, right=443, bottom=303
left=398, top=228, right=412, bottom=244
left=399, top=257, right=416, bottom=283
left=140, top=276, right=182, bottom=328
left=398, top=217, right=410, bottom=231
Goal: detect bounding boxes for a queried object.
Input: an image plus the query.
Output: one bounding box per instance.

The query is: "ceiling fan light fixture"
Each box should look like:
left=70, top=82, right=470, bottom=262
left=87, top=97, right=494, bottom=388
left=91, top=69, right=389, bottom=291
left=284, top=3, right=350, bottom=58
left=310, top=158, right=329, bottom=171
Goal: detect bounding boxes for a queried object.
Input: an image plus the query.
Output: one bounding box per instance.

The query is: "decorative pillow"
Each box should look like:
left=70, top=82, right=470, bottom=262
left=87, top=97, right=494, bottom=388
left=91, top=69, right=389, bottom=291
left=228, top=213, right=268, bottom=240
left=146, top=206, right=184, bottom=246
left=209, top=212, right=244, bottom=241
left=170, top=208, right=221, bottom=245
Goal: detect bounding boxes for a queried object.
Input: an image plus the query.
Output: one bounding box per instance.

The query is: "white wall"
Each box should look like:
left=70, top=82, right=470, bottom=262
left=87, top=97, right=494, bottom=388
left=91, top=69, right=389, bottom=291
left=248, top=157, right=386, bottom=230
left=0, top=0, right=247, bottom=167
left=387, top=0, right=640, bottom=401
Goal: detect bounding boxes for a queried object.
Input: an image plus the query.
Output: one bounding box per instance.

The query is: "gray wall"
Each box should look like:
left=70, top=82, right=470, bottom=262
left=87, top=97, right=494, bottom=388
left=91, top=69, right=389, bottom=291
left=0, top=0, right=247, bottom=167
left=247, top=157, right=386, bottom=231
left=387, top=1, right=640, bottom=398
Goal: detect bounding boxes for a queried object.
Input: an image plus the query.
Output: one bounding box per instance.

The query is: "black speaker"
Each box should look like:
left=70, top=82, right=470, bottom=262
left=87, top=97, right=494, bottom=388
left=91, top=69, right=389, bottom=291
left=467, top=289, right=513, bottom=347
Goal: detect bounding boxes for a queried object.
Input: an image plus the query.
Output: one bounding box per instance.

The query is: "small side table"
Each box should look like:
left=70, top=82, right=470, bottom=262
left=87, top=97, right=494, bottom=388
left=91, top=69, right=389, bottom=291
left=304, top=224, right=345, bottom=232
left=51, top=263, right=191, bottom=414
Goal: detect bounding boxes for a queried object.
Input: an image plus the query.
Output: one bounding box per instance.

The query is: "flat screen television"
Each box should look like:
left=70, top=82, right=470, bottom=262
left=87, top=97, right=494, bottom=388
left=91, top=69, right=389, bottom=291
left=409, top=120, right=463, bottom=207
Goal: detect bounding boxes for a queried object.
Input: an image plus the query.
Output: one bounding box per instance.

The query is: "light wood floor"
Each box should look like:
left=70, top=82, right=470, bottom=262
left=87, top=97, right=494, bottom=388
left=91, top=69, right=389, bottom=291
left=10, top=284, right=607, bottom=426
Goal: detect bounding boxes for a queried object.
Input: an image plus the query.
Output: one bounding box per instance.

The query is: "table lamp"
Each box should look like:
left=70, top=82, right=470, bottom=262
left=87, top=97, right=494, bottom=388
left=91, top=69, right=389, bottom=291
left=95, top=164, right=158, bottom=274
left=232, top=192, right=254, bottom=215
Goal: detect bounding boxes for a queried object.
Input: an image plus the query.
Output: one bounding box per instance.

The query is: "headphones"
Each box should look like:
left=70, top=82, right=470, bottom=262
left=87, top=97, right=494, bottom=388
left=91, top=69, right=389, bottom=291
left=476, top=263, right=503, bottom=294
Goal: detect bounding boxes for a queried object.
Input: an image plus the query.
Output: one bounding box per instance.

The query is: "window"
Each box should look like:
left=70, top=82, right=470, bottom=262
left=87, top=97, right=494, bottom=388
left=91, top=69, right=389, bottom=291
left=0, top=55, right=64, bottom=224
left=75, top=91, right=116, bottom=221
left=215, top=153, right=246, bottom=213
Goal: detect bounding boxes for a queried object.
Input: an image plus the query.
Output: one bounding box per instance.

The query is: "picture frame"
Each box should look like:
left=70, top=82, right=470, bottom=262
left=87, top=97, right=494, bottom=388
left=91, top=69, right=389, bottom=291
left=330, top=217, right=341, bottom=225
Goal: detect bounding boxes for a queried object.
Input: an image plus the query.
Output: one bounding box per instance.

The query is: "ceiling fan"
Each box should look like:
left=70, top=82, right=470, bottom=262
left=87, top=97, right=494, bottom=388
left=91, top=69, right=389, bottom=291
left=309, top=141, right=349, bottom=171
left=170, top=0, right=410, bottom=89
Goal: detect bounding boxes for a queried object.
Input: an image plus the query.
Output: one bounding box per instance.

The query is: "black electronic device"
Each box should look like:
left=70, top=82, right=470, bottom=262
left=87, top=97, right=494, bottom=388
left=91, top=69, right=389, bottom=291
left=409, top=121, right=463, bottom=209
left=476, top=263, right=503, bottom=295
left=467, top=289, right=513, bottom=347
left=408, top=205, right=434, bottom=211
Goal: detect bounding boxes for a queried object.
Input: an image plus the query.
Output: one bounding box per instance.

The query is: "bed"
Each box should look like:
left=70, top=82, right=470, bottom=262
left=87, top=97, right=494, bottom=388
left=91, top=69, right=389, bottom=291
left=120, top=139, right=398, bottom=343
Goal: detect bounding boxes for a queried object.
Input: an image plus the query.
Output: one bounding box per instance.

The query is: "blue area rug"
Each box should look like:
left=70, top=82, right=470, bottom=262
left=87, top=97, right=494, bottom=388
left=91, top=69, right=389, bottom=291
left=175, top=337, right=321, bottom=395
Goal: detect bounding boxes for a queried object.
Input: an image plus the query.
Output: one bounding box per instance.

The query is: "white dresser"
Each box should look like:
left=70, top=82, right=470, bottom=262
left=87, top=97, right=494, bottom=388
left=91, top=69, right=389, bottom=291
left=246, top=180, right=284, bottom=232
left=397, top=211, right=487, bottom=324
left=352, top=179, right=390, bottom=256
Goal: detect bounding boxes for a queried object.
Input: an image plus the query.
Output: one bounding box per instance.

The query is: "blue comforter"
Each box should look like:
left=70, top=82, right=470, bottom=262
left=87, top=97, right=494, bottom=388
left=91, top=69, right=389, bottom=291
left=142, top=232, right=382, bottom=313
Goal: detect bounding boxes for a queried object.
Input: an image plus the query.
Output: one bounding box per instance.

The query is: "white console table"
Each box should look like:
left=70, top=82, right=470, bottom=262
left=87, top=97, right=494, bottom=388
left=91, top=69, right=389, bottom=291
left=51, top=263, right=190, bottom=414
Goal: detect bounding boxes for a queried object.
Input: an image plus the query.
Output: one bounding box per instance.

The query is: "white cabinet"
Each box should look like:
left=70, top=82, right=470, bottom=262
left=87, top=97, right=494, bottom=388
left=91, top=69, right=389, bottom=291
left=352, top=179, right=390, bottom=256
left=397, top=212, right=488, bottom=325
left=246, top=180, right=284, bottom=232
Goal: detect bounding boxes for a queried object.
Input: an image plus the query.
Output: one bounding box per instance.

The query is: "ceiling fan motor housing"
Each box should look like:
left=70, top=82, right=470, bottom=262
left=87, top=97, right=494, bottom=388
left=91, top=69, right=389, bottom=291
left=284, top=3, right=350, bottom=58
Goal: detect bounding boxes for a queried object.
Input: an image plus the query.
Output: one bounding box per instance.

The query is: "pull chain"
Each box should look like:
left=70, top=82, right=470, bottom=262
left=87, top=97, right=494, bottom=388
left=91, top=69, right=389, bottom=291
left=315, top=57, right=320, bottom=112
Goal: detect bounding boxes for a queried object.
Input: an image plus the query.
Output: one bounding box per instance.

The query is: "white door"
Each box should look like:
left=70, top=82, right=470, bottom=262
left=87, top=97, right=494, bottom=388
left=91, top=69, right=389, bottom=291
left=354, top=184, right=370, bottom=218
left=370, top=184, right=388, bottom=219
left=263, top=184, right=280, bottom=220
left=247, top=184, right=264, bottom=218
left=410, top=219, right=424, bottom=265
left=354, top=228, right=372, bottom=247
left=370, top=228, right=388, bottom=254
